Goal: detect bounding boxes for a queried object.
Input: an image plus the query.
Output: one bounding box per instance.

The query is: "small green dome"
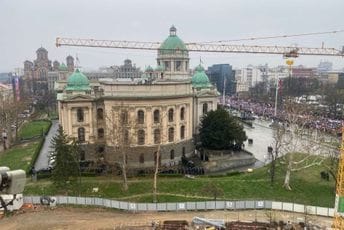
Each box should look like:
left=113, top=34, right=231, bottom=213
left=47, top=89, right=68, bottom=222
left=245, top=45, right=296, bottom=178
left=159, top=26, right=187, bottom=54
left=65, top=69, right=91, bottom=91
left=59, top=63, right=68, bottom=71
left=145, top=65, right=154, bottom=72
left=192, top=65, right=211, bottom=88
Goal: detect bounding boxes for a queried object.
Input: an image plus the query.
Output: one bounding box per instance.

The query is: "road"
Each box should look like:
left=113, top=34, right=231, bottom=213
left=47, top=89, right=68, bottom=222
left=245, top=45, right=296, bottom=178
left=34, top=120, right=59, bottom=171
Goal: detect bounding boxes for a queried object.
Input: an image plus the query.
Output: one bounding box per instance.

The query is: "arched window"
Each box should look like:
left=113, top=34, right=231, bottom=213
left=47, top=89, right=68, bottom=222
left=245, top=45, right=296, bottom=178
left=154, top=129, right=160, bottom=144
left=98, top=128, right=104, bottom=139
left=137, top=129, right=145, bottom=145
left=168, top=108, right=174, bottom=122
left=153, top=110, right=160, bottom=123
left=78, top=127, right=85, bottom=142
left=97, top=145, right=105, bottom=153
left=123, top=129, right=129, bottom=144
left=170, top=150, right=175, bottom=160
left=137, top=110, right=144, bottom=124
left=180, top=107, right=185, bottom=121
left=139, top=154, right=144, bottom=164
left=168, top=127, right=174, bottom=142
left=97, top=108, right=104, bottom=120
left=77, top=108, right=84, bottom=122
left=180, top=125, right=185, bottom=140
left=80, top=150, right=85, bottom=161
left=202, top=103, right=208, bottom=115
left=121, top=110, right=128, bottom=124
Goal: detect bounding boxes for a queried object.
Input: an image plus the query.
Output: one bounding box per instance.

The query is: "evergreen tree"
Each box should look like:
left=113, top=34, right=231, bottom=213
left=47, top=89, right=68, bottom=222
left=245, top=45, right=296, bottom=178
left=200, top=108, right=247, bottom=150
left=51, top=125, right=80, bottom=190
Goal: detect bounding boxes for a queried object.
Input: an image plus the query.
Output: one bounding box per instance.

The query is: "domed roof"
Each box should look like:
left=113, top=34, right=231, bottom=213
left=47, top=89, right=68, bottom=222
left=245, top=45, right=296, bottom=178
left=59, top=63, right=68, bottom=71
left=65, top=69, right=91, bottom=91
left=36, top=47, right=47, bottom=53
left=192, top=65, right=211, bottom=88
left=145, top=65, right=154, bottom=72
left=159, top=26, right=187, bottom=54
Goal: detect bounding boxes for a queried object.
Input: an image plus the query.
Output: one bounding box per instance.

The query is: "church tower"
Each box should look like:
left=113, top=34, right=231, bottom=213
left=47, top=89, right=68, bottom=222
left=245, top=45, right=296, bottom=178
left=66, top=55, right=74, bottom=72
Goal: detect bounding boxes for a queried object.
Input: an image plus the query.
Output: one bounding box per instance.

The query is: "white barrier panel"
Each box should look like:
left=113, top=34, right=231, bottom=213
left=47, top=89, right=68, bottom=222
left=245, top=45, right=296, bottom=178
left=293, top=204, right=305, bottom=213
left=186, top=202, right=196, bottom=210
left=76, top=197, right=86, bottom=205
left=316, top=207, right=328, bottom=216
left=178, top=203, right=186, bottom=210
left=282, top=202, right=293, bottom=212
left=306, top=206, right=317, bottom=215
left=272, top=201, right=283, bottom=210
left=226, top=201, right=234, bottom=209
left=328, top=208, right=335, bottom=217
left=205, top=201, right=215, bottom=210
left=104, top=199, right=111, bottom=208
left=157, top=203, right=166, bottom=211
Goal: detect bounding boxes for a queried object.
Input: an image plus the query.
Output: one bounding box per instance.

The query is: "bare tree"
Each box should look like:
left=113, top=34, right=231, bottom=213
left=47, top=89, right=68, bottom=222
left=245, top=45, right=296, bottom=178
left=104, top=105, right=133, bottom=191
left=271, top=102, right=328, bottom=190
left=0, top=96, right=29, bottom=148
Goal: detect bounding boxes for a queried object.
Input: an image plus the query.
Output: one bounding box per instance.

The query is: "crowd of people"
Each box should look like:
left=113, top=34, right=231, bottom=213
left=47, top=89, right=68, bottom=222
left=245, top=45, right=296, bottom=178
left=224, top=97, right=342, bottom=135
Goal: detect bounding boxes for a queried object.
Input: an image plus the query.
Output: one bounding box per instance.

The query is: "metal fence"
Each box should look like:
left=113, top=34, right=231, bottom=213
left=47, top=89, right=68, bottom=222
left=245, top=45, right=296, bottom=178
left=23, top=196, right=335, bottom=217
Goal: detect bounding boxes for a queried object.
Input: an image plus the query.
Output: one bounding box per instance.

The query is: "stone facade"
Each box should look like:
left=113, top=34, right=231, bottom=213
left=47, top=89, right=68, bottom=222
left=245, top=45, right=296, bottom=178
left=56, top=26, right=219, bottom=170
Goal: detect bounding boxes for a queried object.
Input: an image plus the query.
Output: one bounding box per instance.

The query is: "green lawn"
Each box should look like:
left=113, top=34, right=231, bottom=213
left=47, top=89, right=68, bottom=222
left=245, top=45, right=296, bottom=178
left=19, top=120, right=51, bottom=139
left=24, top=160, right=336, bottom=207
left=0, top=141, right=40, bottom=172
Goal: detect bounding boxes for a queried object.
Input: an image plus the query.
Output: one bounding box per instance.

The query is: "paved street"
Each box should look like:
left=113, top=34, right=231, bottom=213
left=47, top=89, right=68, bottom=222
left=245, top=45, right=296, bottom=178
left=34, top=120, right=59, bottom=171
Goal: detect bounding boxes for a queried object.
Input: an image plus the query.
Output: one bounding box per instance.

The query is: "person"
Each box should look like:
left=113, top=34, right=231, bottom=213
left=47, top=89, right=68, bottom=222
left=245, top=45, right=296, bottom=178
left=2, top=129, right=7, bottom=150
left=31, top=166, right=37, bottom=182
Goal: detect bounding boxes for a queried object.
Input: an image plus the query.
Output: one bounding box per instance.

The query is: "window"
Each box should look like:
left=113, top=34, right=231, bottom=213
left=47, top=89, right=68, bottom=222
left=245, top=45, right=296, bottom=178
left=137, top=129, right=145, bottom=145
left=139, top=154, right=144, bottom=164
left=154, top=129, right=160, bottom=144
left=170, top=150, right=175, bottom=160
left=121, top=111, right=128, bottom=124
left=80, top=151, right=85, bottom=161
left=78, top=127, right=85, bottom=142
left=180, top=126, right=185, bottom=140
left=97, top=145, right=105, bottom=153
left=180, top=107, right=185, bottom=120
left=97, top=108, right=104, bottom=120
left=168, top=108, right=174, bottom=122
left=202, top=103, right=208, bottom=115
left=137, top=110, right=144, bottom=124
left=153, top=110, right=160, bottom=123
left=77, top=108, right=84, bottom=122
left=123, top=129, right=129, bottom=144
left=168, top=127, right=174, bottom=142
left=98, top=128, right=104, bottom=139
left=175, top=61, right=182, bottom=71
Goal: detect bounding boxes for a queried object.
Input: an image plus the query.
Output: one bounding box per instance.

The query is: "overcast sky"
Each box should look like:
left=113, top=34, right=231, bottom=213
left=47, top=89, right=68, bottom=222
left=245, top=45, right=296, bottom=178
left=1, top=0, right=344, bottom=72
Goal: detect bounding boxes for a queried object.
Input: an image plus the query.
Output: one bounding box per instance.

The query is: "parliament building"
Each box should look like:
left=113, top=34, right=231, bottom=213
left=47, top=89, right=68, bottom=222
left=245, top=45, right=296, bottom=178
left=56, top=26, right=219, bottom=171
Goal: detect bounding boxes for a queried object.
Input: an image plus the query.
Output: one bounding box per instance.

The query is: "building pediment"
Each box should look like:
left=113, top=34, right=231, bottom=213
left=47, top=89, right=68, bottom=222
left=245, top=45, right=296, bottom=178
left=195, top=89, right=219, bottom=97
left=66, top=94, right=93, bottom=101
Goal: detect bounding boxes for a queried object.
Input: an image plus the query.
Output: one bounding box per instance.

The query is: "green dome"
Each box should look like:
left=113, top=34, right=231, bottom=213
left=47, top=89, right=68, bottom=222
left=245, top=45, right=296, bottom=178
left=159, top=26, right=187, bottom=54
left=192, top=65, right=211, bottom=88
left=65, top=69, right=91, bottom=91
left=59, top=63, right=68, bottom=71
left=145, top=65, right=154, bottom=72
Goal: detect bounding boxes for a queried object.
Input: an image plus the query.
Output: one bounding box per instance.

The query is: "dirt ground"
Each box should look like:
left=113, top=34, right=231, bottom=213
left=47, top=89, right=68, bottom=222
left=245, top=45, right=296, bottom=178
left=0, top=206, right=333, bottom=230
